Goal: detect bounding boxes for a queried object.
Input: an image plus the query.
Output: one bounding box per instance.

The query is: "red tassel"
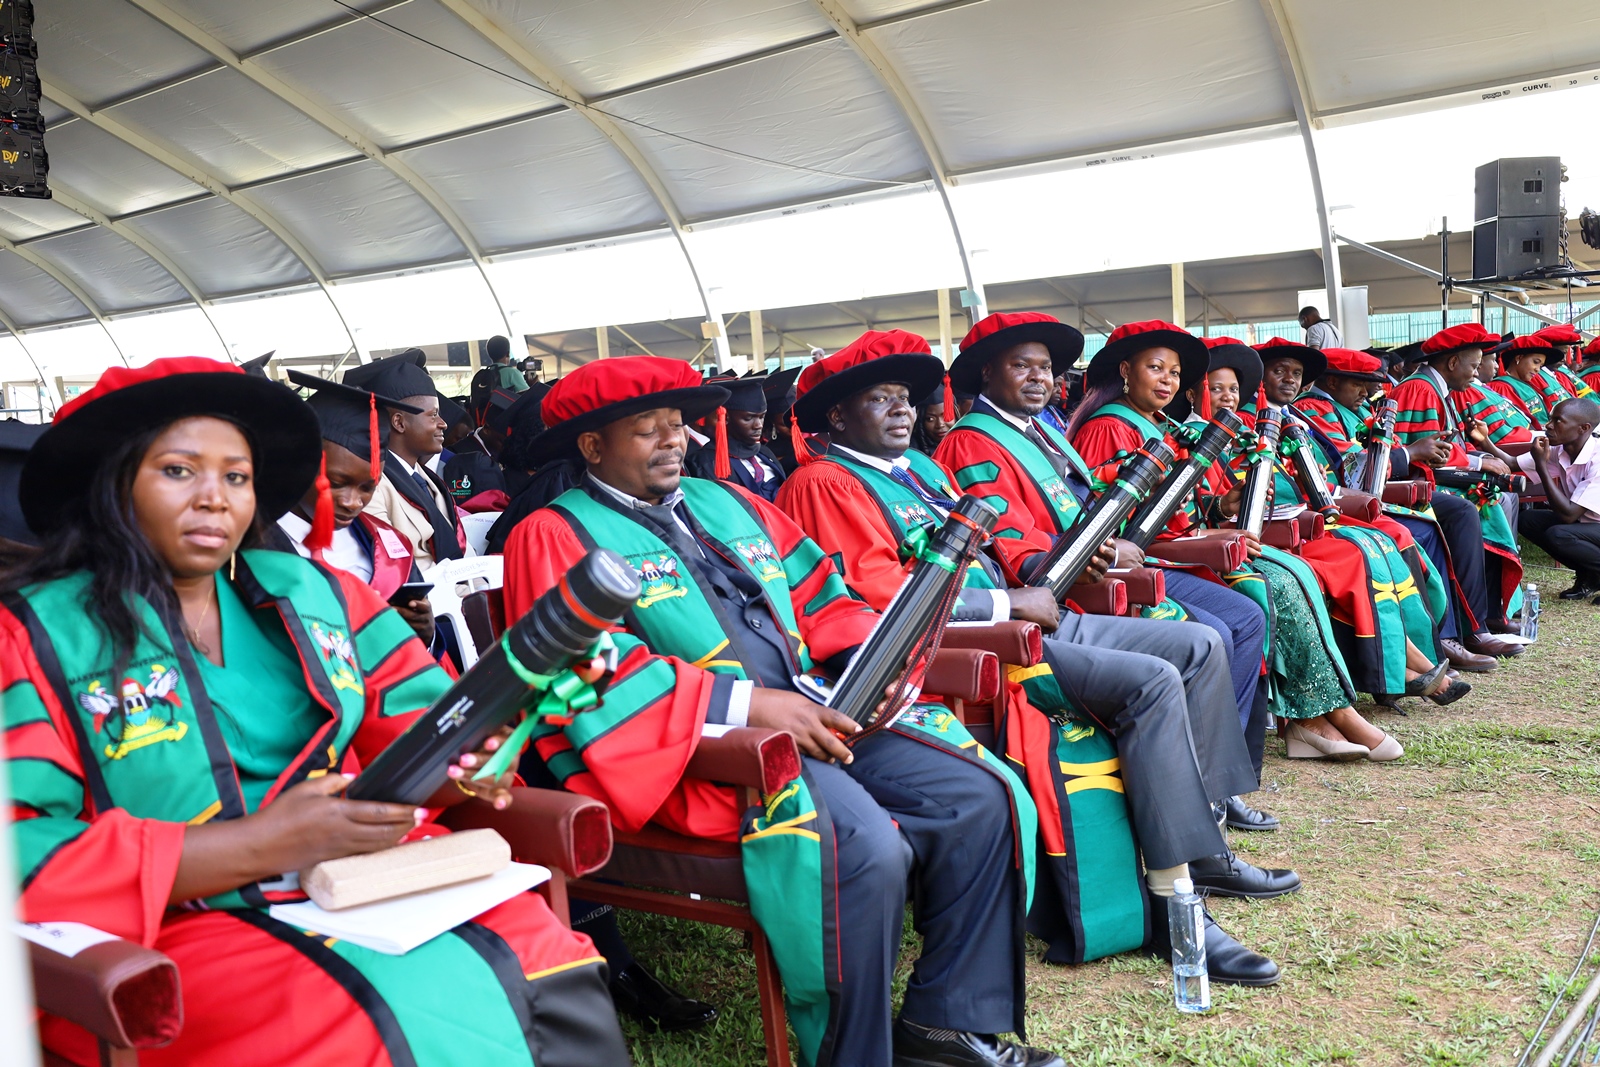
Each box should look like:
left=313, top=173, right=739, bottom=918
left=307, top=453, right=334, bottom=562
left=1198, top=372, right=1214, bottom=421
left=1255, top=383, right=1268, bottom=413
left=943, top=374, right=955, bottom=422
left=368, top=393, right=382, bottom=485
left=790, top=418, right=818, bottom=465
left=714, top=407, right=732, bottom=480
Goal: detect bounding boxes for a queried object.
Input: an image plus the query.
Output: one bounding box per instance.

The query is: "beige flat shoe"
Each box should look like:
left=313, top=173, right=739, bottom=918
left=1284, top=722, right=1370, bottom=761
left=1364, top=734, right=1404, bottom=762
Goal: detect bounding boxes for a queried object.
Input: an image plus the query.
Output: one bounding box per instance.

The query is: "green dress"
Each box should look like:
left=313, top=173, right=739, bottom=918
left=1251, top=557, right=1352, bottom=720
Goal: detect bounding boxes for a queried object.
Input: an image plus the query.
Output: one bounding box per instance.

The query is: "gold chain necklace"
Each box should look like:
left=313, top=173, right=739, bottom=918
left=184, top=589, right=217, bottom=655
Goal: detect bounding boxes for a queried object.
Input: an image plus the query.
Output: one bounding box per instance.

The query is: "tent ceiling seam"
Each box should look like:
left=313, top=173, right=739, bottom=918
left=119, top=0, right=516, bottom=338
left=0, top=235, right=129, bottom=365
left=431, top=0, right=727, bottom=359
left=46, top=183, right=232, bottom=359
left=812, top=0, right=984, bottom=318
left=41, top=78, right=365, bottom=358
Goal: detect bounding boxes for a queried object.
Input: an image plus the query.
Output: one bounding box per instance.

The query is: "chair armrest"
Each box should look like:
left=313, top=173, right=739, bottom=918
left=687, top=727, right=800, bottom=796
left=1500, top=439, right=1534, bottom=457
left=925, top=647, right=1001, bottom=702
left=1149, top=535, right=1247, bottom=573
left=1382, top=479, right=1429, bottom=507
left=1107, top=567, right=1165, bottom=606
left=1260, top=519, right=1302, bottom=551
left=1336, top=490, right=1381, bottom=522
left=1063, top=579, right=1128, bottom=616
left=441, top=787, right=613, bottom=878
left=1295, top=511, right=1326, bottom=540
left=29, top=937, right=182, bottom=1049
left=938, top=620, right=1043, bottom=667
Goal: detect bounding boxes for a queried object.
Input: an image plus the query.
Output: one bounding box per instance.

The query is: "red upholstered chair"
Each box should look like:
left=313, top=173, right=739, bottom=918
left=31, top=937, right=182, bottom=1067
left=937, top=621, right=1044, bottom=745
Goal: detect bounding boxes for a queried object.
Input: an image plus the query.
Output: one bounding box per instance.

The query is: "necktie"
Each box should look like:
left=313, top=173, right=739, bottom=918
left=639, top=502, right=703, bottom=562
left=1023, top=420, right=1071, bottom=480
left=410, top=470, right=437, bottom=504
left=888, top=465, right=955, bottom=515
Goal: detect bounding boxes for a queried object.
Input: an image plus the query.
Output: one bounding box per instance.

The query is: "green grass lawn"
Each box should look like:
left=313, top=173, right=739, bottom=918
left=617, top=553, right=1600, bottom=1066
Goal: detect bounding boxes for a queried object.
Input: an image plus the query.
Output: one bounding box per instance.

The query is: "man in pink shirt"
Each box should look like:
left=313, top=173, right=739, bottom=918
left=1519, top=397, right=1600, bottom=601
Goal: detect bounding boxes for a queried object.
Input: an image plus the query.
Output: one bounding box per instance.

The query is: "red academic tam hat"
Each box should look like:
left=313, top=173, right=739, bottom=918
left=1497, top=332, right=1562, bottom=367
left=1087, top=320, right=1209, bottom=393
left=1534, top=323, right=1584, bottom=347
left=1420, top=322, right=1497, bottom=360
left=529, top=355, right=729, bottom=465
left=1583, top=336, right=1600, bottom=359
left=948, top=312, right=1085, bottom=395
left=1252, top=336, right=1327, bottom=385
left=22, top=356, right=321, bottom=535
left=1320, top=347, right=1387, bottom=382
left=792, top=330, right=945, bottom=434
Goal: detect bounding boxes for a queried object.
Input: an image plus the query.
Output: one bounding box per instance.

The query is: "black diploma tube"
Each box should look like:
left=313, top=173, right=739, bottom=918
left=826, top=494, right=997, bottom=729
left=1281, top=420, right=1341, bottom=521
left=1358, top=399, right=1399, bottom=496
left=1122, top=410, right=1246, bottom=552
left=1431, top=468, right=1528, bottom=495
left=1236, top=408, right=1282, bottom=538
left=347, top=548, right=642, bottom=805
left=1025, top=438, right=1175, bottom=601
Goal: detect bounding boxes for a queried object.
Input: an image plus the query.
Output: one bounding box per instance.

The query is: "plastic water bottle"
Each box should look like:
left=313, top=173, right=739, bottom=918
left=1520, top=583, right=1540, bottom=641
left=1168, top=877, right=1211, bottom=1013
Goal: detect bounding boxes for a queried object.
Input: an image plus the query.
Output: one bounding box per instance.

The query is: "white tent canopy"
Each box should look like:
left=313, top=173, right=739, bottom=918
left=3, top=0, right=1600, bottom=388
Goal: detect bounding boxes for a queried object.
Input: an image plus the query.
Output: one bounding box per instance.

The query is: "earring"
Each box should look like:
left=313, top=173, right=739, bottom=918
left=229, top=552, right=237, bottom=582
left=1121, top=379, right=1130, bottom=395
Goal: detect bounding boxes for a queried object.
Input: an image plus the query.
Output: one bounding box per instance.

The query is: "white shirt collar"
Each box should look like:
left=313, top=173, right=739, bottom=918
left=976, top=394, right=1034, bottom=433
left=831, top=443, right=910, bottom=474
left=585, top=472, right=685, bottom=511
left=278, top=510, right=312, bottom=544
left=1572, top=433, right=1600, bottom=467
left=389, top=450, right=421, bottom=477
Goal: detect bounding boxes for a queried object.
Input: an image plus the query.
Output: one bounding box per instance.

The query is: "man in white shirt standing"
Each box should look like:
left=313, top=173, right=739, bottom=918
left=1299, top=306, right=1343, bottom=349
left=1519, top=397, right=1600, bottom=601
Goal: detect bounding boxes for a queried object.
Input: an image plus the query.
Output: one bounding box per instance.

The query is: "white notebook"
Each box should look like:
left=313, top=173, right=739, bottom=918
left=269, top=862, right=550, bottom=956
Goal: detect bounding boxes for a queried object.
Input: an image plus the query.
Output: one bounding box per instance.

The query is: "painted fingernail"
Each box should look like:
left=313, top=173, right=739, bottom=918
left=447, top=766, right=462, bottom=779
left=341, top=773, right=356, bottom=780
left=413, top=808, right=427, bottom=823
left=495, top=797, right=509, bottom=809
left=484, top=738, right=501, bottom=751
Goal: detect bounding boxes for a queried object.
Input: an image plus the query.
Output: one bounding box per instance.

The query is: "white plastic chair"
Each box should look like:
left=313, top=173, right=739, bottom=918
left=422, top=555, right=504, bottom=670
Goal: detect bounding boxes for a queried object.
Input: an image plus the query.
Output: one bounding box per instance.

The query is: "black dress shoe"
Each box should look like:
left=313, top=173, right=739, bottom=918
left=1438, top=638, right=1497, bottom=672
left=1403, top=660, right=1448, bottom=696
left=1223, top=795, right=1279, bottom=832
left=1147, top=904, right=1281, bottom=986
left=608, top=962, right=718, bottom=1032
left=1188, top=850, right=1301, bottom=899
left=1560, top=573, right=1600, bottom=599
left=893, top=1019, right=1064, bottom=1067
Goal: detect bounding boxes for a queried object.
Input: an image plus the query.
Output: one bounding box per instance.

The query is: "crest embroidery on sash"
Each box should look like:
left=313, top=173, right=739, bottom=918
left=310, top=622, right=364, bottom=695
left=78, top=666, right=189, bottom=760
left=731, top=538, right=785, bottom=583
left=630, top=553, right=688, bottom=608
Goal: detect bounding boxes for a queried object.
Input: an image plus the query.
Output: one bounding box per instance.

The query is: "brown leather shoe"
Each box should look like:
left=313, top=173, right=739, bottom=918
left=1439, top=638, right=1497, bottom=672
left=1465, top=631, right=1524, bottom=657
left=1487, top=618, right=1520, bottom=635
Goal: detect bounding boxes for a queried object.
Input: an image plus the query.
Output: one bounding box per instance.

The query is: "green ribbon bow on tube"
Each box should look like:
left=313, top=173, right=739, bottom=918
left=899, top=524, right=957, bottom=574
left=472, top=631, right=617, bottom=782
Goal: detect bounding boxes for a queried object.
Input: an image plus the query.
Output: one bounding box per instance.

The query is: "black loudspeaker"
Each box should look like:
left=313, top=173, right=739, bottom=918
left=1472, top=156, right=1565, bottom=278
left=1473, top=216, right=1563, bottom=279
left=1475, top=157, right=1561, bottom=223
left=0, top=0, right=45, bottom=199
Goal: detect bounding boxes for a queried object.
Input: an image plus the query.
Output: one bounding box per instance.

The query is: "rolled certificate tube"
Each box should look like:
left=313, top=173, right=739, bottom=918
left=347, top=548, right=641, bottom=805
left=1281, top=421, right=1340, bottom=521
left=826, top=494, right=997, bottom=728
left=1358, top=399, right=1398, bottom=496
left=1026, top=438, right=1175, bottom=601
left=1123, top=410, right=1245, bottom=551
left=1236, top=409, right=1282, bottom=538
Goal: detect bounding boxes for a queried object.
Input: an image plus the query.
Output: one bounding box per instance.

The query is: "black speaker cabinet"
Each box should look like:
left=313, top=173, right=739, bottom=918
left=1473, top=215, right=1562, bottom=278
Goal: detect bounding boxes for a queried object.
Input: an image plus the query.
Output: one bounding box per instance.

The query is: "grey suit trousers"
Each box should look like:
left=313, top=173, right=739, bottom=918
left=1039, top=612, right=1258, bottom=869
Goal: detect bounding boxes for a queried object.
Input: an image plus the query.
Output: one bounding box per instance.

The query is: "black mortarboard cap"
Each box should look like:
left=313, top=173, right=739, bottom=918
left=724, top=377, right=767, bottom=413
left=0, top=420, right=45, bottom=545
left=240, top=352, right=275, bottom=378
left=761, top=366, right=802, bottom=410
left=343, top=351, right=437, bottom=403
left=287, top=370, right=420, bottom=462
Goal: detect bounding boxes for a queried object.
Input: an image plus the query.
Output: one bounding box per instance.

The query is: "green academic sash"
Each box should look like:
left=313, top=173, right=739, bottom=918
left=9, top=549, right=368, bottom=908
left=949, top=411, right=1089, bottom=535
